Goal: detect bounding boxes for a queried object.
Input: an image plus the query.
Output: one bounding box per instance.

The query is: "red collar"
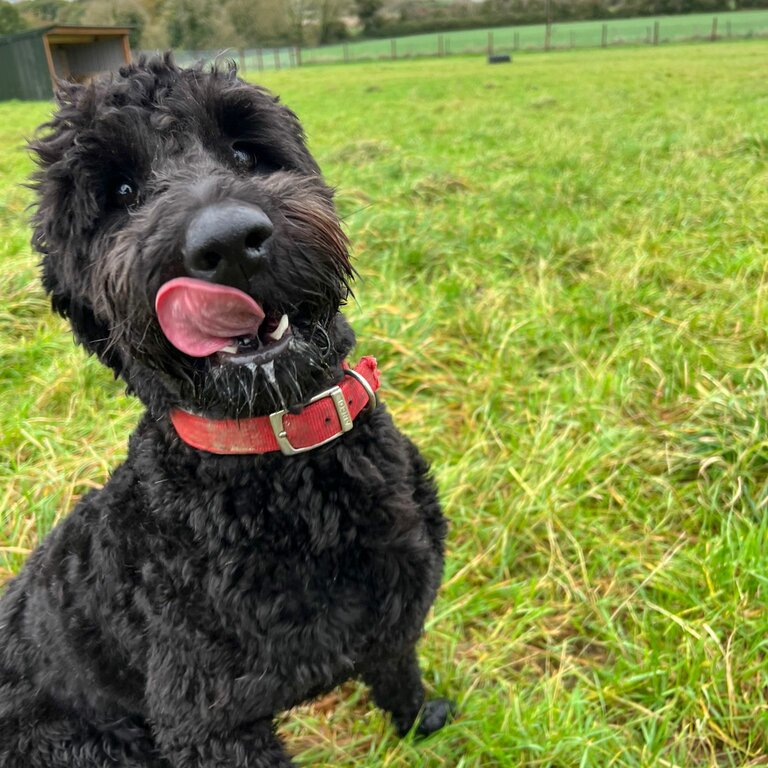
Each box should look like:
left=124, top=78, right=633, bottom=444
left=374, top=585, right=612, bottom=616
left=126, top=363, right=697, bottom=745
left=170, top=356, right=380, bottom=456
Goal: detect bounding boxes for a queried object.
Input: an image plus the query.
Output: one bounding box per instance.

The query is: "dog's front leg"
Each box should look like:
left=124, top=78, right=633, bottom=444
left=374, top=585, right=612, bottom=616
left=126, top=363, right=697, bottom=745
left=360, top=648, right=453, bottom=738
left=146, top=641, right=294, bottom=768
left=360, top=648, right=424, bottom=735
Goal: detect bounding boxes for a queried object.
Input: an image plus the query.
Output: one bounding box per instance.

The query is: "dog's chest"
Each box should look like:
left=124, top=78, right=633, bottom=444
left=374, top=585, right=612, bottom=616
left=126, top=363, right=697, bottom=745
left=148, top=450, right=439, bottom=660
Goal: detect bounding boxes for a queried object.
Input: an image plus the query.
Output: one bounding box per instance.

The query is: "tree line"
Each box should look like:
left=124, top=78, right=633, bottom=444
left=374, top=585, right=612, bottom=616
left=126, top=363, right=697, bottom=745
left=1, top=0, right=767, bottom=50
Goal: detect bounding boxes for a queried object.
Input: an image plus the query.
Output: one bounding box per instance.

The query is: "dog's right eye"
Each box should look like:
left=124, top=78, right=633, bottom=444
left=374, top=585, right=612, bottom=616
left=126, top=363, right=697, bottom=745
left=110, top=181, right=140, bottom=209
left=231, top=143, right=258, bottom=172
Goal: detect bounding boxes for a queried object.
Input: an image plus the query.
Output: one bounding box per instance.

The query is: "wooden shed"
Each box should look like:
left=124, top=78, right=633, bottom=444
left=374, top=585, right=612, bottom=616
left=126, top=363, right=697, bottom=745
left=0, top=25, right=132, bottom=101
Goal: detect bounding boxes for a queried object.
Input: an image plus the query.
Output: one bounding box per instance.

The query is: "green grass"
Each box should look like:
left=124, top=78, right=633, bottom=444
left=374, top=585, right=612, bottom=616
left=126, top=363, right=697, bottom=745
left=2, top=41, right=768, bottom=766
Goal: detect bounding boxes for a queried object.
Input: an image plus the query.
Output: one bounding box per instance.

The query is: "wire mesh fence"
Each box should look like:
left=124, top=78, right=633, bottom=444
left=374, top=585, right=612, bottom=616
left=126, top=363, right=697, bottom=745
left=147, top=9, right=768, bottom=73
left=165, top=47, right=299, bottom=71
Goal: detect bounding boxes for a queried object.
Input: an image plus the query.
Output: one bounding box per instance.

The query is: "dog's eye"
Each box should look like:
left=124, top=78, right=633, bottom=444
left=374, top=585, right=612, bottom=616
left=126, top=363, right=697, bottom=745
left=111, top=181, right=139, bottom=209
left=231, top=143, right=258, bottom=172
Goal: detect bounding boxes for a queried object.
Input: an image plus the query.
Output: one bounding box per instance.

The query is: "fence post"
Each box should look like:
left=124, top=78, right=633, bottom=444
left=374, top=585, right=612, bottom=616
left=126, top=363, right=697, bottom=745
left=273, top=48, right=280, bottom=70
left=256, top=48, right=263, bottom=72
left=288, top=47, right=295, bottom=67
left=437, top=34, right=444, bottom=56
left=711, top=16, right=718, bottom=41
left=238, top=48, right=246, bottom=74
left=653, top=21, right=660, bottom=45
left=487, top=31, right=494, bottom=56
left=545, top=22, right=551, bottom=51
left=726, top=20, right=732, bottom=38
left=446, top=37, right=451, bottom=55
left=343, top=42, right=350, bottom=62
left=391, top=38, right=396, bottom=59
left=601, top=23, right=607, bottom=48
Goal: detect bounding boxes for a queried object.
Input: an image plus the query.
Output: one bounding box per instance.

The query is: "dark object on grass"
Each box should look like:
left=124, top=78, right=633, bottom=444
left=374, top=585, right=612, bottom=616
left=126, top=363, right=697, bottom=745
left=488, top=54, right=512, bottom=64
left=0, top=53, right=452, bottom=767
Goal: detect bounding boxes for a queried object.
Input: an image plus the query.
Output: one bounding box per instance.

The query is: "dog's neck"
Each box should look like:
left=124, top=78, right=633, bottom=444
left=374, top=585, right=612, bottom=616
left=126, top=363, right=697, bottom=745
left=169, top=357, right=380, bottom=456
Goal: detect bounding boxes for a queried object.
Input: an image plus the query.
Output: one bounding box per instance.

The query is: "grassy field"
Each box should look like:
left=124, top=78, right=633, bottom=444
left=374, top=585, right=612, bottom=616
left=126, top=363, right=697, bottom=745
left=297, top=8, right=768, bottom=64
left=2, top=41, right=768, bottom=766
left=168, top=9, right=768, bottom=70
left=167, top=10, right=768, bottom=70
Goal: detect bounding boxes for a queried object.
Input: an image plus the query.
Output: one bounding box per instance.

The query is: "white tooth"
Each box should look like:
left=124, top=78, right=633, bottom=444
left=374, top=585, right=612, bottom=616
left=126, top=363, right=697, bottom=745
left=267, top=314, right=289, bottom=342
left=221, top=345, right=238, bottom=354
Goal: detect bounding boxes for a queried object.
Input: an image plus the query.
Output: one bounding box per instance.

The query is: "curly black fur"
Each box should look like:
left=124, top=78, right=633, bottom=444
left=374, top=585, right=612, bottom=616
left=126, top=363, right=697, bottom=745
left=0, top=54, right=450, bottom=767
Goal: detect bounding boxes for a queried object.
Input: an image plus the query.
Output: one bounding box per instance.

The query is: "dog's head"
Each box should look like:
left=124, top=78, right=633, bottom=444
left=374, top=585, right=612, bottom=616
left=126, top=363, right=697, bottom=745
left=30, top=54, right=356, bottom=419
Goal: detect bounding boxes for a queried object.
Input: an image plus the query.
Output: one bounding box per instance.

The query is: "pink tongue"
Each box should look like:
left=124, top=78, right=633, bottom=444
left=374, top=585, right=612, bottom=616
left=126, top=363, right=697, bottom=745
left=155, top=277, right=265, bottom=357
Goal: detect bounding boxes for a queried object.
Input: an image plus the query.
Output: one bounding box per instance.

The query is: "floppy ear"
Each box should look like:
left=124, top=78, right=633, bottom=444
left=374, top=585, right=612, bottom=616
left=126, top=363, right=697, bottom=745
left=41, top=258, right=125, bottom=376
left=29, top=160, right=102, bottom=341
left=30, top=102, right=123, bottom=377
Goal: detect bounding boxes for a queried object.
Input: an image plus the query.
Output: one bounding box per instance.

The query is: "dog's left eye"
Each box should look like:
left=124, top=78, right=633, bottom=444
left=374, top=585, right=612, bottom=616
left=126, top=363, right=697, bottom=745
left=110, top=181, right=140, bottom=209
left=231, top=143, right=258, bottom=172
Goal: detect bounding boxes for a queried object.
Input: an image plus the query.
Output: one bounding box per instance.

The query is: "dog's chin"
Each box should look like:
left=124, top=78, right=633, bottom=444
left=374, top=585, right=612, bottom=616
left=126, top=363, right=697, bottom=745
left=181, top=321, right=345, bottom=419
left=121, top=314, right=354, bottom=420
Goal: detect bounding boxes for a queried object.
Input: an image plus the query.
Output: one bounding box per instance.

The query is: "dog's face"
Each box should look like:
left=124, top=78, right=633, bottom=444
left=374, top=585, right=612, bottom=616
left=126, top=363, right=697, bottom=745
left=30, top=55, right=355, bottom=418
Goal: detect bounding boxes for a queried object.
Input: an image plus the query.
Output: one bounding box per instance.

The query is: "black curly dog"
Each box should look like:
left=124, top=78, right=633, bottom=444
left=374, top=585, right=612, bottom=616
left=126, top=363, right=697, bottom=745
left=0, top=55, right=452, bottom=767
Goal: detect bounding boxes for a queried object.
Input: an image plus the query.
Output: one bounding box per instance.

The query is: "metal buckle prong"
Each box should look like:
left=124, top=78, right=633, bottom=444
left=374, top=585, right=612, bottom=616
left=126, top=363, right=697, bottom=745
left=268, top=384, right=354, bottom=456
left=267, top=370, right=377, bottom=456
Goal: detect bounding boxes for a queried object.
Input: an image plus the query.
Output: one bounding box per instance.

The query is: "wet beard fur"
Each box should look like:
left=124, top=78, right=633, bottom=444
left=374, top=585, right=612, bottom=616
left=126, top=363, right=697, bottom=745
left=192, top=325, right=334, bottom=418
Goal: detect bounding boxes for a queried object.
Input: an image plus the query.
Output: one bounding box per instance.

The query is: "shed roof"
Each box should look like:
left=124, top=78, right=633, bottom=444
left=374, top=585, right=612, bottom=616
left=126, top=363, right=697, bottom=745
left=0, top=25, right=132, bottom=46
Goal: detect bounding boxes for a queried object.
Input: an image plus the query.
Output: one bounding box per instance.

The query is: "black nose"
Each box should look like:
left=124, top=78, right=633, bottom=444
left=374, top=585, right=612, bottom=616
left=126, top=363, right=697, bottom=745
left=183, top=203, right=273, bottom=288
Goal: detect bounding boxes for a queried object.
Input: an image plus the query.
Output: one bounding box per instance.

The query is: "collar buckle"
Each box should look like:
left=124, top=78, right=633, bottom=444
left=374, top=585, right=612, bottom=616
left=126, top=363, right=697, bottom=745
left=269, top=385, right=351, bottom=456
left=269, top=369, right=374, bottom=456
